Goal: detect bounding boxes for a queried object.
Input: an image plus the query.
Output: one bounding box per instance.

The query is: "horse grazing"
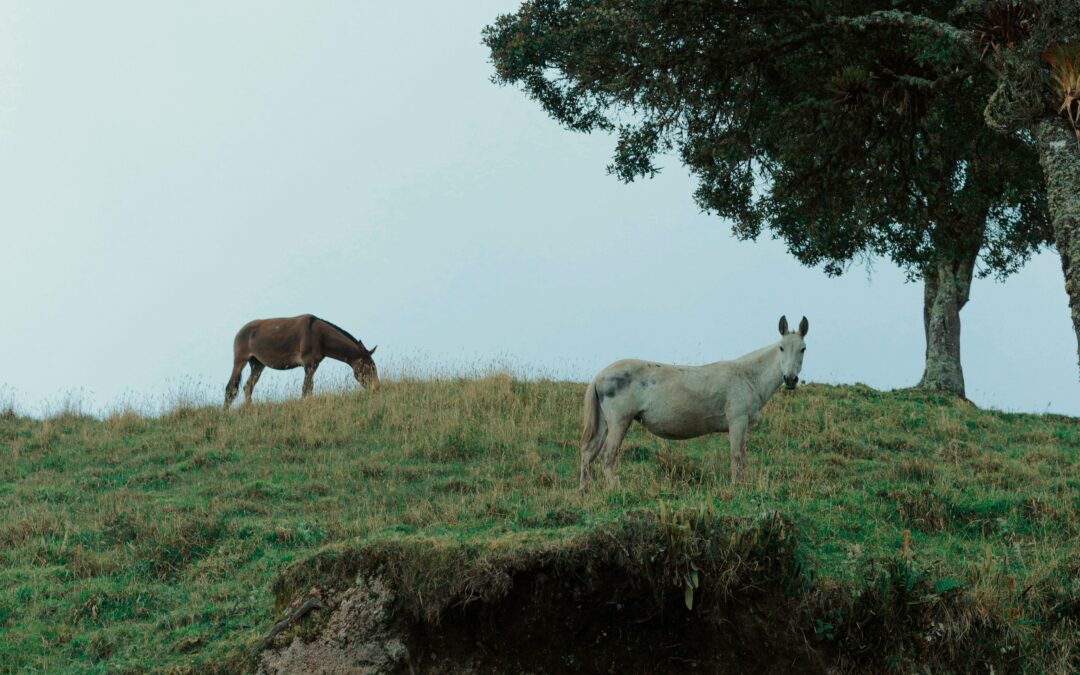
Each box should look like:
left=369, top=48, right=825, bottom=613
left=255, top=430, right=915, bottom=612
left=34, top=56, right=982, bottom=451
left=580, top=315, right=809, bottom=489
left=224, top=314, right=378, bottom=408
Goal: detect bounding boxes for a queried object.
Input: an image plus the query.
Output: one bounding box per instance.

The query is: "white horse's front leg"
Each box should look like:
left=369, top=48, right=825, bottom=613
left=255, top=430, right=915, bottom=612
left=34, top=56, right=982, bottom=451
left=728, top=416, right=749, bottom=483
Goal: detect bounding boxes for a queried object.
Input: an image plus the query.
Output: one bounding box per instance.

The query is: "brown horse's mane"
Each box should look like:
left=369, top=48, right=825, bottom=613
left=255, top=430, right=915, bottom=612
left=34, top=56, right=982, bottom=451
left=313, top=316, right=365, bottom=349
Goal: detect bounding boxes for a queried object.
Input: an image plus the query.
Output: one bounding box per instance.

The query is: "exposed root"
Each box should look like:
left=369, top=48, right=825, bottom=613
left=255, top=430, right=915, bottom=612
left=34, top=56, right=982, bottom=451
left=257, top=595, right=327, bottom=654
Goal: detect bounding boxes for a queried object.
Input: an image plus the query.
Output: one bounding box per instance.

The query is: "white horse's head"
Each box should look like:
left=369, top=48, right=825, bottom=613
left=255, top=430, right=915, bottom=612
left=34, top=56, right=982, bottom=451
left=778, top=315, right=808, bottom=389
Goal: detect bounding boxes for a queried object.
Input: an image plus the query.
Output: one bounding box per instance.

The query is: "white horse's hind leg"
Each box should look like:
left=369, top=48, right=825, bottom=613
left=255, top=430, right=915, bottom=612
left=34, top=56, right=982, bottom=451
left=599, top=417, right=631, bottom=489
left=728, top=416, right=749, bottom=482
left=579, top=416, right=607, bottom=490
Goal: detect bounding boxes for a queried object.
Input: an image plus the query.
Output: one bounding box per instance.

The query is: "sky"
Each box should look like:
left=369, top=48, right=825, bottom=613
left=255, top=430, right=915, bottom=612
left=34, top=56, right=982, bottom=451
left=0, top=1, right=1076, bottom=417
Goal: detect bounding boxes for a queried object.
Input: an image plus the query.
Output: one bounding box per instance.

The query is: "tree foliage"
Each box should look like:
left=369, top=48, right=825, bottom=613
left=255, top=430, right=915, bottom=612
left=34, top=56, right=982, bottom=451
left=484, top=0, right=1051, bottom=280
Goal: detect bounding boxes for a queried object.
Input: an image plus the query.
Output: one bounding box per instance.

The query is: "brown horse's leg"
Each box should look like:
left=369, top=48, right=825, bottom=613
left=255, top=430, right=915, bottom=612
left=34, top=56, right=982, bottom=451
left=301, top=362, right=319, bottom=398
left=224, top=360, right=245, bottom=408
left=598, top=418, right=631, bottom=490
left=243, top=360, right=265, bottom=404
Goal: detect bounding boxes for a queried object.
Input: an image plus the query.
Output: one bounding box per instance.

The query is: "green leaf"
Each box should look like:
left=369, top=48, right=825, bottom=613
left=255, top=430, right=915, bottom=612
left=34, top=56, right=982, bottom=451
left=684, top=584, right=694, bottom=610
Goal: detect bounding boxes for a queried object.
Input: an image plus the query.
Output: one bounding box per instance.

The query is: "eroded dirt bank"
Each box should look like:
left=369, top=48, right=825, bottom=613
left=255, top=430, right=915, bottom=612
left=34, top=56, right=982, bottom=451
left=255, top=509, right=1026, bottom=673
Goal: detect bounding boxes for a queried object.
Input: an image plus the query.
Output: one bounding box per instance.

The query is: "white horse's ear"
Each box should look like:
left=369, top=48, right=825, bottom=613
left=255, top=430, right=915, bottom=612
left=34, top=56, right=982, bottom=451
left=778, top=315, right=789, bottom=336
left=799, top=317, right=809, bottom=337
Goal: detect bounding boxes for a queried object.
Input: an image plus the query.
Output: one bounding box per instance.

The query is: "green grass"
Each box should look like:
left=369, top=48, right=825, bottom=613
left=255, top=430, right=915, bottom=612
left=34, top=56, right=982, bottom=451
left=0, top=377, right=1077, bottom=672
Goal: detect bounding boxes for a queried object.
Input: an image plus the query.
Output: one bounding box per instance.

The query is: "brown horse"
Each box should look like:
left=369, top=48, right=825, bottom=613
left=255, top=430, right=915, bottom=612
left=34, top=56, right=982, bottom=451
left=225, top=314, right=378, bottom=408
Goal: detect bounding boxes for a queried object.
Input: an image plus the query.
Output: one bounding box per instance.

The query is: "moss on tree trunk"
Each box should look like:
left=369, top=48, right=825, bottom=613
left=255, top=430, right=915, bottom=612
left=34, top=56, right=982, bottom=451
left=1037, top=119, right=1080, bottom=377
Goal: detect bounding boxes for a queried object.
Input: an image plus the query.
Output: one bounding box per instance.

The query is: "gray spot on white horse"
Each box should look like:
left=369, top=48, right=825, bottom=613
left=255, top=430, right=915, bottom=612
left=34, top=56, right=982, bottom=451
left=599, top=372, right=633, bottom=400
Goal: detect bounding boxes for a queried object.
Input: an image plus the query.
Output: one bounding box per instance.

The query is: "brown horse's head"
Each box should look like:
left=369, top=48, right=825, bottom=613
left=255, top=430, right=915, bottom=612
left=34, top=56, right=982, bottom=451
left=351, top=345, right=379, bottom=388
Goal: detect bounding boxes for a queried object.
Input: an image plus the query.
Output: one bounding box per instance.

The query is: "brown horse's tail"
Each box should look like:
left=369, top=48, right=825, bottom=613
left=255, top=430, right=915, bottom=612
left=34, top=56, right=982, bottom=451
left=581, top=380, right=601, bottom=447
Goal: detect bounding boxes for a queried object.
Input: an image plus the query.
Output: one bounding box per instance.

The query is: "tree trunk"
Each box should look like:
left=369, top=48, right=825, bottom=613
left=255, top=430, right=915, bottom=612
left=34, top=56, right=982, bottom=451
left=917, top=246, right=977, bottom=398
left=1036, top=119, right=1080, bottom=378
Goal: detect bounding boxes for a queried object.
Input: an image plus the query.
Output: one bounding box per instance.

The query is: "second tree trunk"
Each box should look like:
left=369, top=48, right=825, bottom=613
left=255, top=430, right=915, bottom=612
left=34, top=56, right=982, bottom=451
left=1037, top=119, right=1080, bottom=379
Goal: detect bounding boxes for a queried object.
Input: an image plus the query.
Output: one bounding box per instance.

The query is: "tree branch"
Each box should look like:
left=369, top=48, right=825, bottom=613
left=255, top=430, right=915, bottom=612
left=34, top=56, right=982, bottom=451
left=828, top=10, right=979, bottom=55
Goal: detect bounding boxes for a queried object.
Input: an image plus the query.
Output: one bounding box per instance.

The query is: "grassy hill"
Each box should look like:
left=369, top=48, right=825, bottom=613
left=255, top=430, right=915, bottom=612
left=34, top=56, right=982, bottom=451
left=0, top=377, right=1077, bottom=672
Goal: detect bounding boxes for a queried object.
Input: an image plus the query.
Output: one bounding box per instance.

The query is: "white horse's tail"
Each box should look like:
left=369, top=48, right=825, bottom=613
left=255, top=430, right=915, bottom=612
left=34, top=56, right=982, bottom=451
left=581, top=380, right=601, bottom=447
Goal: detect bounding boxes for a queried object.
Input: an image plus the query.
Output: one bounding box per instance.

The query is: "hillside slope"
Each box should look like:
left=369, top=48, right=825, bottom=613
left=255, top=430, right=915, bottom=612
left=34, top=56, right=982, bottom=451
left=0, top=379, right=1077, bottom=672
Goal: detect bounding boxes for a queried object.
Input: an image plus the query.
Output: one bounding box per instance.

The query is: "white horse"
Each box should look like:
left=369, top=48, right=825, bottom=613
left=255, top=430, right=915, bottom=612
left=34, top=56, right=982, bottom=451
left=580, top=315, right=809, bottom=489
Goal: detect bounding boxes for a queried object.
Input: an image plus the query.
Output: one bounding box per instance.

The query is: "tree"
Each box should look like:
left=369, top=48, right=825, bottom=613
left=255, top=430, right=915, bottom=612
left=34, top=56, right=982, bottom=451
left=757, top=99, right=1048, bottom=396
left=484, top=0, right=1078, bottom=387
left=687, top=5, right=1049, bottom=396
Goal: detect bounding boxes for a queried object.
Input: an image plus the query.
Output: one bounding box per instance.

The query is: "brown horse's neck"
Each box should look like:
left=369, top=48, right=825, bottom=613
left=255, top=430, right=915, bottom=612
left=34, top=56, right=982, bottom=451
left=315, top=320, right=366, bottom=364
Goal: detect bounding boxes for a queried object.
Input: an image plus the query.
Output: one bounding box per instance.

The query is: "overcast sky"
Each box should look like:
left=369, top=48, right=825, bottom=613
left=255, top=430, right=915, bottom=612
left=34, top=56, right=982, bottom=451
left=0, top=1, right=1076, bottom=417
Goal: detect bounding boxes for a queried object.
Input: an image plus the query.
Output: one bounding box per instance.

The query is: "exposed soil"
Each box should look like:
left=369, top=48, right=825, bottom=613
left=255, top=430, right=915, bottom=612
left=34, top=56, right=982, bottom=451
left=401, top=564, right=826, bottom=674
left=259, top=562, right=827, bottom=674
